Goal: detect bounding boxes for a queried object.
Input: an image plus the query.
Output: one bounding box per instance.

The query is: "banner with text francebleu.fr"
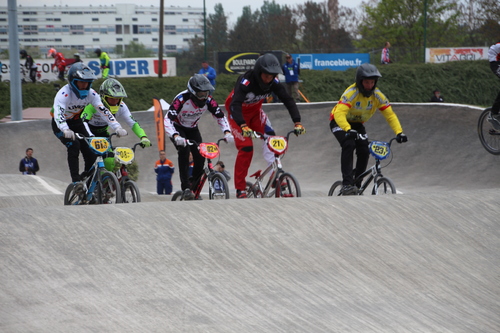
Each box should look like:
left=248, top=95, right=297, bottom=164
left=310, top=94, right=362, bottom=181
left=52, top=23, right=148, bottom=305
left=0, top=57, right=176, bottom=82
left=292, top=53, right=369, bottom=71
left=425, top=47, right=488, bottom=63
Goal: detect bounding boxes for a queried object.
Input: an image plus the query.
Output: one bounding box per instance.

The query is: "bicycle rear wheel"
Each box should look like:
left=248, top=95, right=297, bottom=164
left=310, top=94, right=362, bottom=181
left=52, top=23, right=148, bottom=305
left=478, top=107, right=500, bottom=155
left=209, top=173, right=230, bottom=199
left=327, top=181, right=343, bottom=196
left=372, top=177, right=396, bottom=195
left=122, top=180, right=141, bottom=203
left=275, top=172, right=301, bottom=198
left=99, top=171, right=122, bottom=204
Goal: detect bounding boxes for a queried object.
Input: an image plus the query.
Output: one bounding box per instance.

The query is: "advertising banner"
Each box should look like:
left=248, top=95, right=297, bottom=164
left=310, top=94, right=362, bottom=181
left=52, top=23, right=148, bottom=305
left=0, top=57, right=177, bottom=82
left=218, top=51, right=284, bottom=74
left=425, top=47, right=488, bottom=63
left=292, top=53, right=369, bottom=71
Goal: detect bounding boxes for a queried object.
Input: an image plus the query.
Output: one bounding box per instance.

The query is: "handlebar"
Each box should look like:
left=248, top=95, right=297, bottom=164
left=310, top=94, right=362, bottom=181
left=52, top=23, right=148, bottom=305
left=186, top=137, right=228, bottom=146
left=253, top=130, right=297, bottom=141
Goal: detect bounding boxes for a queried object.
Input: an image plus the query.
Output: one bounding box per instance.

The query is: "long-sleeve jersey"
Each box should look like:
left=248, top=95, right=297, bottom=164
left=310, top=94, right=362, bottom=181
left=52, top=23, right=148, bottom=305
left=226, top=70, right=301, bottom=126
left=99, top=52, right=111, bottom=68
left=81, top=102, right=147, bottom=138
left=154, top=158, right=174, bottom=181
left=330, top=83, right=403, bottom=135
left=51, top=85, right=121, bottom=132
left=164, top=90, right=230, bottom=137
left=488, top=42, right=500, bottom=63
left=24, top=55, right=37, bottom=70
left=51, top=52, right=66, bottom=70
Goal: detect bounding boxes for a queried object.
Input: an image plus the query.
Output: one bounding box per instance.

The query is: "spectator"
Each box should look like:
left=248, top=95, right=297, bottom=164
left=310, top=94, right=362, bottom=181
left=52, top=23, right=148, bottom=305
left=430, top=89, right=444, bottom=102
left=154, top=150, right=175, bottom=195
left=213, top=160, right=231, bottom=192
left=381, top=42, right=391, bottom=65
left=282, top=53, right=301, bottom=102
left=188, top=152, right=194, bottom=178
left=47, top=48, right=67, bottom=81
left=20, top=50, right=38, bottom=83
left=198, top=60, right=216, bottom=87
left=19, top=148, right=40, bottom=175
left=94, top=48, right=111, bottom=79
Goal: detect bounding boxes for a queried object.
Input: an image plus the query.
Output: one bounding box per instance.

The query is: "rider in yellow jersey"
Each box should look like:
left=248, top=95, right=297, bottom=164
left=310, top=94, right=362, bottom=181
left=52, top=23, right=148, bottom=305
left=329, top=63, right=407, bottom=195
left=95, top=48, right=111, bottom=79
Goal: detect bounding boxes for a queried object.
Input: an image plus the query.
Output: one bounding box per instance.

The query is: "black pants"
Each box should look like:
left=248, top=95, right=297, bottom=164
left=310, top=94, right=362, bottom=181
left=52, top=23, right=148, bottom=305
left=490, top=62, right=500, bottom=114
left=170, top=125, right=205, bottom=191
left=52, top=118, right=94, bottom=182
left=330, top=120, right=370, bottom=187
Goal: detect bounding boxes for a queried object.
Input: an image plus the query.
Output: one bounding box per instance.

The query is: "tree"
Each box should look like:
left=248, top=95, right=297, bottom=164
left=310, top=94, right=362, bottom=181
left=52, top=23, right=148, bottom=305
left=122, top=41, right=155, bottom=58
left=456, top=0, right=500, bottom=46
left=207, top=3, right=229, bottom=55
left=354, top=0, right=462, bottom=63
left=228, top=6, right=261, bottom=51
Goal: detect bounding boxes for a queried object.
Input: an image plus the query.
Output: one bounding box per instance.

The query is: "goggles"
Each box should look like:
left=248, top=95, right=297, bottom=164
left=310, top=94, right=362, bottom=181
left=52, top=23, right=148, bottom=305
left=195, top=91, right=209, bottom=100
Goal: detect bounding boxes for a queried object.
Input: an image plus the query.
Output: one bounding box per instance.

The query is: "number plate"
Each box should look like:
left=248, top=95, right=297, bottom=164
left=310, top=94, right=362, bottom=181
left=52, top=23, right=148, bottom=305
left=87, top=137, right=110, bottom=155
left=267, top=136, right=288, bottom=155
left=114, top=147, right=135, bottom=165
left=369, top=141, right=390, bottom=160
left=198, top=142, right=220, bottom=159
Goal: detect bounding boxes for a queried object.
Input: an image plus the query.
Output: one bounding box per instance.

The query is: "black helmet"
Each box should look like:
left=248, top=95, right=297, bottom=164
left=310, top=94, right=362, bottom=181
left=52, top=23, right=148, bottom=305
left=187, top=74, right=214, bottom=107
left=20, top=50, right=27, bottom=58
left=253, top=53, right=283, bottom=91
left=355, top=63, right=382, bottom=97
left=67, top=62, right=97, bottom=99
left=94, top=48, right=101, bottom=55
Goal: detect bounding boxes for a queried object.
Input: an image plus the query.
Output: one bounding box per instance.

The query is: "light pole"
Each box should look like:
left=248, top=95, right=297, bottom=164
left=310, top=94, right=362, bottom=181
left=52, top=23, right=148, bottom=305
left=203, top=0, right=207, bottom=60
left=159, top=0, right=164, bottom=78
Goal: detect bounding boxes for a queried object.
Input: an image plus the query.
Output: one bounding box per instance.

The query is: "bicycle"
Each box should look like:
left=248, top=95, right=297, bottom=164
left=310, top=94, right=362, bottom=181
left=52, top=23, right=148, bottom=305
left=63, top=134, right=122, bottom=205
left=245, top=130, right=301, bottom=198
left=328, top=137, right=398, bottom=196
left=109, top=136, right=149, bottom=203
left=171, top=138, right=230, bottom=201
left=477, top=107, right=500, bottom=155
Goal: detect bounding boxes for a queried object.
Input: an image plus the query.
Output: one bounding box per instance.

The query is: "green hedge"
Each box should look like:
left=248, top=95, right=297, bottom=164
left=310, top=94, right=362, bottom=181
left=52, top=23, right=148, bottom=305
left=0, top=60, right=496, bottom=119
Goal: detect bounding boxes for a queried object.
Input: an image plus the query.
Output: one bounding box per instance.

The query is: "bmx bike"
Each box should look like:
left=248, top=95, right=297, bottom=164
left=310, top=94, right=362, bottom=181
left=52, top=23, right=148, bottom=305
left=328, top=138, right=398, bottom=196
left=477, top=107, right=500, bottom=155
left=245, top=130, right=301, bottom=198
left=171, top=137, right=230, bottom=201
left=64, top=134, right=122, bottom=205
left=109, top=136, right=150, bottom=203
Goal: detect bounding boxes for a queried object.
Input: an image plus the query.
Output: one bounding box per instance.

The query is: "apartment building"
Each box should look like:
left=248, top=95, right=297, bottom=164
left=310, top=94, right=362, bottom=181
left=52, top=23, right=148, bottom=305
left=0, top=3, right=203, bottom=56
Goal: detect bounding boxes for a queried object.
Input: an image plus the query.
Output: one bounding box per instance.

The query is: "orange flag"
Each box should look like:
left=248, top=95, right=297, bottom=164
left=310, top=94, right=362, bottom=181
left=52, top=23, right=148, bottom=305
left=153, top=98, right=165, bottom=152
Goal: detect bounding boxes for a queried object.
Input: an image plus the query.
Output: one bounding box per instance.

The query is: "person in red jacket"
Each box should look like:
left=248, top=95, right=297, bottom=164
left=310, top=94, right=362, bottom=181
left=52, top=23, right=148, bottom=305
left=225, top=53, right=306, bottom=198
left=48, top=48, right=67, bottom=81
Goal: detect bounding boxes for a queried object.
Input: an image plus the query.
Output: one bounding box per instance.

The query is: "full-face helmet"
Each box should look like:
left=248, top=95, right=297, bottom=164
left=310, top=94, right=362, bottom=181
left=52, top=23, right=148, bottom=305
left=187, top=74, right=214, bottom=107
left=355, top=63, right=382, bottom=97
left=94, top=48, right=102, bottom=56
left=20, top=50, right=27, bottom=58
left=99, top=78, right=128, bottom=114
left=253, top=53, right=283, bottom=91
left=47, top=48, right=57, bottom=58
left=67, top=62, right=97, bottom=99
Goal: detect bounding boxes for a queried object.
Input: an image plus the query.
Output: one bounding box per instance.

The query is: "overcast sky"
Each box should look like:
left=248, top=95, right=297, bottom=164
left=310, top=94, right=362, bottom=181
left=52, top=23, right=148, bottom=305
left=16, top=0, right=365, bottom=26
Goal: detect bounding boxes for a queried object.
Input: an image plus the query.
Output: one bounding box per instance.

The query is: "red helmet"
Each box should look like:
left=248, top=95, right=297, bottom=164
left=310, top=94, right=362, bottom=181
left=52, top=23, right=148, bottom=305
left=47, top=48, right=57, bottom=57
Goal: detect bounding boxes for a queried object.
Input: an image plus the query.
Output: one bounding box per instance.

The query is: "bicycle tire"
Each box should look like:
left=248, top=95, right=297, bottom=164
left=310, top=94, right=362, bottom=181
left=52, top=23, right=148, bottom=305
left=122, top=180, right=141, bottom=203
left=245, top=181, right=257, bottom=198
left=275, top=172, right=301, bottom=198
left=209, top=172, right=230, bottom=199
left=327, top=181, right=343, bottom=196
left=99, top=171, right=122, bottom=204
left=171, top=190, right=183, bottom=201
left=64, top=182, right=84, bottom=205
left=372, top=177, right=396, bottom=195
left=477, top=107, right=500, bottom=155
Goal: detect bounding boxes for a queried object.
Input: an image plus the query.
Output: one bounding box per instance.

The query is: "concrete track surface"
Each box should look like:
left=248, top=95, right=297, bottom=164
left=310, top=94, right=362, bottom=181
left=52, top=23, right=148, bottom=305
left=1, top=103, right=499, bottom=332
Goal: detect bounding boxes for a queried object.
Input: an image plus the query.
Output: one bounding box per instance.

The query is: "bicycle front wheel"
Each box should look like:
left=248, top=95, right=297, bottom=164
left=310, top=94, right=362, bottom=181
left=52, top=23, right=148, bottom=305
left=99, top=171, right=122, bottom=204
left=372, top=177, right=396, bottom=195
left=327, top=181, right=343, bottom=196
left=209, top=173, right=230, bottom=199
left=122, top=180, right=141, bottom=203
left=171, top=190, right=183, bottom=201
left=275, top=172, right=301, bottom=198
left=478, top=107, right=500, bottom=155
left=64, top=182, right=84, bottom=205
left=245, top=181, right=257, bottom=198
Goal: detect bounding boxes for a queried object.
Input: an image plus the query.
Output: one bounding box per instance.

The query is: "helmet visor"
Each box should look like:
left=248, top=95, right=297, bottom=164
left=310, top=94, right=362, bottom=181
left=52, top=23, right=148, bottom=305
left=195, top=91, right=209, bottom=100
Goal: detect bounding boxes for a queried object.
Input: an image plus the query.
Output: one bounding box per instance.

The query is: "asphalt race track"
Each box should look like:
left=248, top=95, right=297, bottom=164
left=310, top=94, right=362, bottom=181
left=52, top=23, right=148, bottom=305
left=1, top=102, right=499, bottom=332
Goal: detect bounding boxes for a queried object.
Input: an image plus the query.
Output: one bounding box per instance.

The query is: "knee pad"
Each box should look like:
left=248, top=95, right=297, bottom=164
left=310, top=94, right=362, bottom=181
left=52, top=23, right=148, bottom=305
left=241, top=146, right=253, bottom=152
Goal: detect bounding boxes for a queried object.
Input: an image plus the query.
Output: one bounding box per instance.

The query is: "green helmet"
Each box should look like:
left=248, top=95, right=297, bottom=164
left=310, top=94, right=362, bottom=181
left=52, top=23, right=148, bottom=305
left=99, top=78, right=127, bottom=113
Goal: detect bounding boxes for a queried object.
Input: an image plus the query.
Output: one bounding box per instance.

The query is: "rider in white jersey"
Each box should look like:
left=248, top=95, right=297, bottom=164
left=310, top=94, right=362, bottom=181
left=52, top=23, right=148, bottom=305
left=51, top=62, right=127, bottom=182
left=488, top=41, right=500, bottom=128
left=164, top=74, right=233, bottom=200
